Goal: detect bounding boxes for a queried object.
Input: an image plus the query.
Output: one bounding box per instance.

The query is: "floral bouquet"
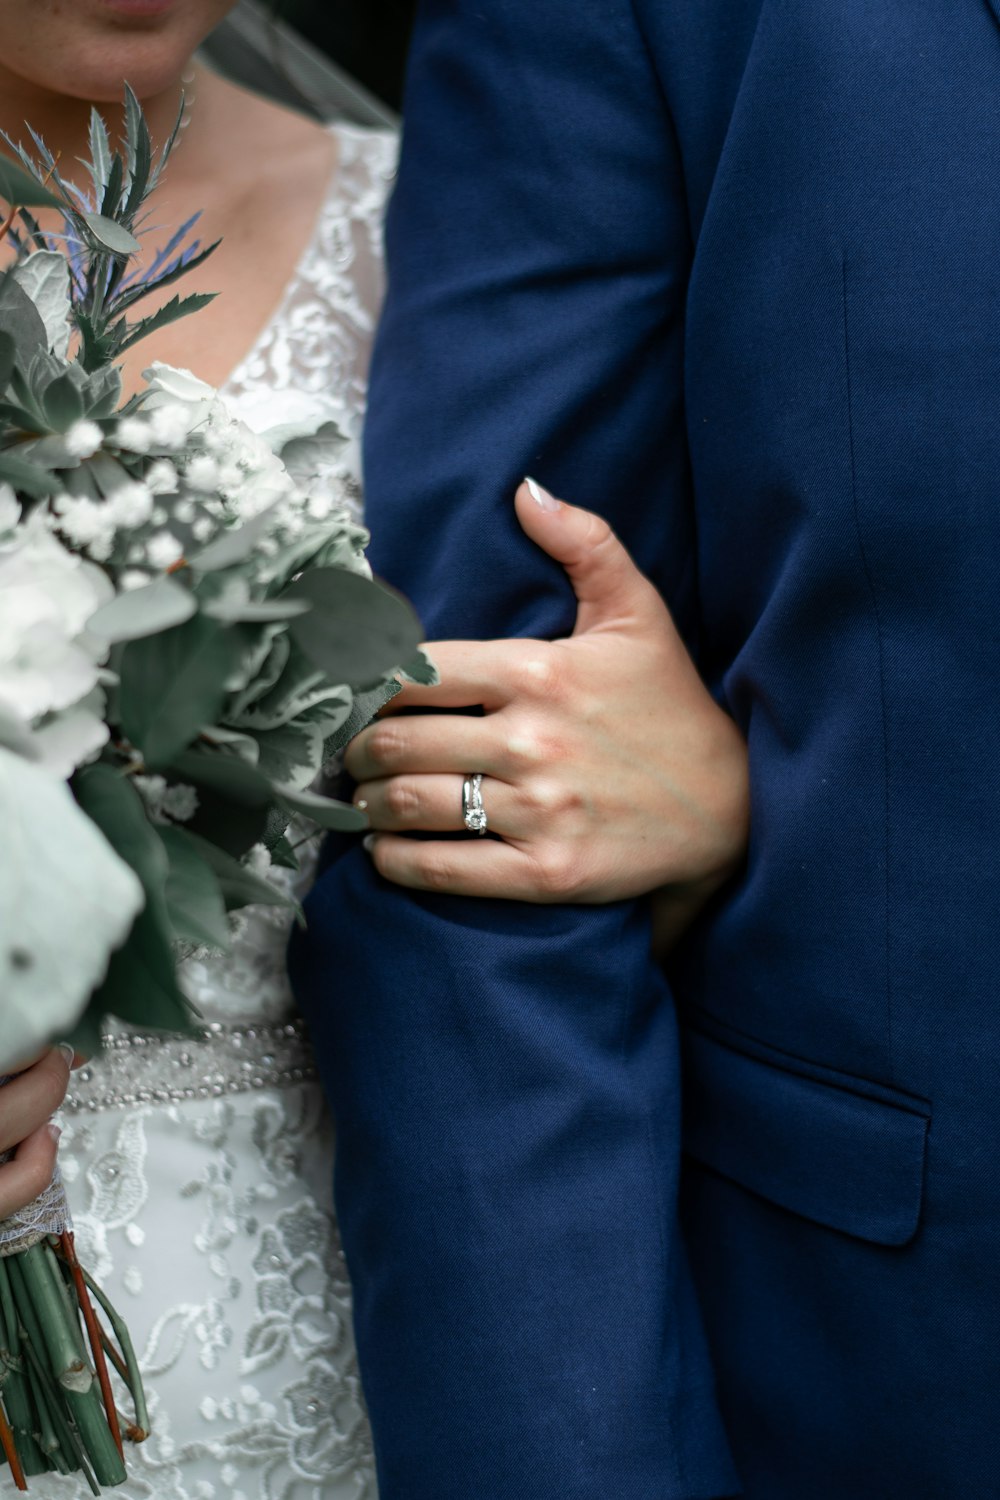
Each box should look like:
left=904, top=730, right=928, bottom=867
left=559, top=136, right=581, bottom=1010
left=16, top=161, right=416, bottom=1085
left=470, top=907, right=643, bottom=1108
left=0, top=94, right=425, bottom=1489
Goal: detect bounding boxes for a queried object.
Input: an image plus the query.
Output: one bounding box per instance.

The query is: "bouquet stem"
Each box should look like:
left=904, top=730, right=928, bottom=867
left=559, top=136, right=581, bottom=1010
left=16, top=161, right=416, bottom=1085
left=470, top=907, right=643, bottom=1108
left=0, top=1232, right=146, bottom=1492
left=58, top=1234, right=123, bottom=1461
left=0, top=1398, right=27, bottom=1491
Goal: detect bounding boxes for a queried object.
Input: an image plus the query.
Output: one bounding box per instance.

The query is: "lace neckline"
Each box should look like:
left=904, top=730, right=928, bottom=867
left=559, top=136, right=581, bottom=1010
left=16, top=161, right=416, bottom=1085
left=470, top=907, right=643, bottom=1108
left=221, top=121, right=381, bottom=400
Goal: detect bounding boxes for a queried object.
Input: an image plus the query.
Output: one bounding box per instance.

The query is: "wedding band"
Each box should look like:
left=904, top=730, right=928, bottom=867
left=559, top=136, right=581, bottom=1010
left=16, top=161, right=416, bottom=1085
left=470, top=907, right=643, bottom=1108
left=462, top=773, right=488, bottom=835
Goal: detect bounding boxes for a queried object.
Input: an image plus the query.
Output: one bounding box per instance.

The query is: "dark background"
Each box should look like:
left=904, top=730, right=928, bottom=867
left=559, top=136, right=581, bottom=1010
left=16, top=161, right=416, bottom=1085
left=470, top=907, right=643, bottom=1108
left=279, top=0, right=417, bottom=110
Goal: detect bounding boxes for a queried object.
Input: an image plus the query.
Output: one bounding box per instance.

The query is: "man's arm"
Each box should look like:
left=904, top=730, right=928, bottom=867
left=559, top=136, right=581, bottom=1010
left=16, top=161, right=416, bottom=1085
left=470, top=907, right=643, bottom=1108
left=290, top=4, right=739, bottom=1496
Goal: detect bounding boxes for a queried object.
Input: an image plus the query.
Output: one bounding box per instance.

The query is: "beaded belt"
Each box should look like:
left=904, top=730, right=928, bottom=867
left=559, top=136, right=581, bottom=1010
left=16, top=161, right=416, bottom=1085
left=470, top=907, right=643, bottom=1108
left=63, top=1019, right=318, bottom=1114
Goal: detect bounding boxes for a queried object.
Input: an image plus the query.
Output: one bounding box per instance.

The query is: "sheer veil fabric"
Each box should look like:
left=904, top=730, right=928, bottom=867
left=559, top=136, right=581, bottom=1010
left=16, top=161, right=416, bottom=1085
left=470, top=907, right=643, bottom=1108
left=33, top=122, right=396, bottom=1500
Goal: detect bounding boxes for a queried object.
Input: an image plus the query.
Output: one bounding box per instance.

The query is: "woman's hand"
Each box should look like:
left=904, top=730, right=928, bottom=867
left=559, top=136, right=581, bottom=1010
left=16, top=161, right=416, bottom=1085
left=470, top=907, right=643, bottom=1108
left=0, top=1046, right=75, bottom=1221
left=347, top=480, right=749, bottom=929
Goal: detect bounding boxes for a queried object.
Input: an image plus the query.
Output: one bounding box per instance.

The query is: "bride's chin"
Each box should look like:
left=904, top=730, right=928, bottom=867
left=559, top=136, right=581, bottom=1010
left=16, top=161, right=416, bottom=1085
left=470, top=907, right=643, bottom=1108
left=0, top=0, right=235, bottom=106
left=9, top=49, right=194, bottom=108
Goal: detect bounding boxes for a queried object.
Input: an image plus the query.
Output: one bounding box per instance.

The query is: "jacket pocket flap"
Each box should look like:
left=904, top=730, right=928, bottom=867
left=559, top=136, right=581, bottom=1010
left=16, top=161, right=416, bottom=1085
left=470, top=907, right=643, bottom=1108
left=682, top=1029, right=930, bottom=1247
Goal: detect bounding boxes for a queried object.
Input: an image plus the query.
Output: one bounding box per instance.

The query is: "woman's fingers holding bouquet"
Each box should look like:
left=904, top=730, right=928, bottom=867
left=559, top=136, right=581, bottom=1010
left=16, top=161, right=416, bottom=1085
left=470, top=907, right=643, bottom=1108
left=0, top=1045, right=74, bottom=1219
left=0, top=1122, right=63, bottom=1221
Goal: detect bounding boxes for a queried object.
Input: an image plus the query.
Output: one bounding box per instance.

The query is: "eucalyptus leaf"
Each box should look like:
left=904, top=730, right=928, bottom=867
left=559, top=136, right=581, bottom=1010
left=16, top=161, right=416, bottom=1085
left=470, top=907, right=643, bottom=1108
left=120, top=614, right=246, bottom=769
left=169, top=746, right=274, bottom=807
left=95, top=909, right=197, bottom=1033
left=10, top=252, right=71, bottom=358
left=88, top=575, right=197, bottom=644
left=202, top=596, right=311, bottom=624
left=0, top=156, right=63, bottom=209
left=274, top=784, right=368, bottom=833
left=175, top=828, right=298, bottom=916
left=0, top=749, right=145, bottom=1070
left=286, top=568, right=424, bottom=691
left=74, top=762, right=195, bottom=1033
left=158, top=824, right=231, bottom=951
left=168, top=743, right=274, bottom=855
left=83, top=212, right=140, bottom=256
left=190, top=503, right=282, bottom=572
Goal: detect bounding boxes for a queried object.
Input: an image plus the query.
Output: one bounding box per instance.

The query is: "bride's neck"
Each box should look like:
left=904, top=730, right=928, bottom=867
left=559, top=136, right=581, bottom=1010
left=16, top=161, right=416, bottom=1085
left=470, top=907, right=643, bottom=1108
left=0, top=66, right=195, bottom=184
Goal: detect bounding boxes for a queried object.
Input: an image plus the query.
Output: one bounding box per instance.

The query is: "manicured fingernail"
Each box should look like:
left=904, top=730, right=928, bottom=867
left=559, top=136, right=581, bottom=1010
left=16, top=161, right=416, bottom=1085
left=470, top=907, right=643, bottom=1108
left=47, top=1124, right=62, bottom=1144
left=57, top=1043, right=75, bottom=1070
left=363, top=834, right=378, bottom=854
left=525, top=476, right=560, bottom=513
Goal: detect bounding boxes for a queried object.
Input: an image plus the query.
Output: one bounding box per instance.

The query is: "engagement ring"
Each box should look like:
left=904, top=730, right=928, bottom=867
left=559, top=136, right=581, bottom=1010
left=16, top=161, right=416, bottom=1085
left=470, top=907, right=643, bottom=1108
left=462, top=773, right=489, bottom=835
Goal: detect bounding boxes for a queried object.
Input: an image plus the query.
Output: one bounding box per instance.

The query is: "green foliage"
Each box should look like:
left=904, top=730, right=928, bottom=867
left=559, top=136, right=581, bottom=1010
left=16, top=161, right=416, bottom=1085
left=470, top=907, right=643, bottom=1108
left=1, top=84, right=219, bottom=372
left=0, top=157, right=62, bottom=210
left=158, top=824, right=231, bottom=951
left=72, top=765, right=195, bottom=1037
left=120, top=616, right=247, bottom=769
left=286, top=568, right=424, bottom=689
left=88, top=575, right=197, bottom=643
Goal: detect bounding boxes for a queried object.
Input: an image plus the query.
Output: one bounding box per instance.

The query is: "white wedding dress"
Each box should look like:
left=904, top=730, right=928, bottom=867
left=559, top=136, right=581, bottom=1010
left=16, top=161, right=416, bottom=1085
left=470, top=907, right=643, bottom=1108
left=35, top=121, right=396, bottom=1500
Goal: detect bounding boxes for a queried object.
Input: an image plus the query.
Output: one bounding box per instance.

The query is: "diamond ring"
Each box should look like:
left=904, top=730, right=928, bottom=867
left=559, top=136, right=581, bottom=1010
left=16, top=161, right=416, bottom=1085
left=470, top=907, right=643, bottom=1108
left=462, top=773, right=488, bottom=836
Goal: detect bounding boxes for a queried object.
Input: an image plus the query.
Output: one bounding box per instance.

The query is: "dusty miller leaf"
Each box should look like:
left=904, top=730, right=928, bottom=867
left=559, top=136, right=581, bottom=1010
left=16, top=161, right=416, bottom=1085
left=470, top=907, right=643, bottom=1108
left=10, top=252, right=71, bottom=358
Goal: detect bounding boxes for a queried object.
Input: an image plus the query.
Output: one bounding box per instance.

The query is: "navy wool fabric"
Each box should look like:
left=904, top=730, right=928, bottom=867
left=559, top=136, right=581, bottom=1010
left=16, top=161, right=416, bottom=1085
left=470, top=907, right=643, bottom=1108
left=290, top=2, right=1000, bottom=1496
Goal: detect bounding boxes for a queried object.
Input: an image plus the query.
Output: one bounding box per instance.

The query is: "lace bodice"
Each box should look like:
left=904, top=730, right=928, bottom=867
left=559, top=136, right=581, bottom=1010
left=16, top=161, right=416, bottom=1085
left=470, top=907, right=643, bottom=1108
left=44, top=122, right=398, bottom=1500
left=178, top=121, right=396, bottom=1034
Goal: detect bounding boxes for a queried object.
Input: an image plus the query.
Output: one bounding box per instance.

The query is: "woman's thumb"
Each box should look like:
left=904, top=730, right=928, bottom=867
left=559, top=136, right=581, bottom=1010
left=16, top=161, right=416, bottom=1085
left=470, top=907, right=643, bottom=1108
left=515, top=478, right=664, bottom=635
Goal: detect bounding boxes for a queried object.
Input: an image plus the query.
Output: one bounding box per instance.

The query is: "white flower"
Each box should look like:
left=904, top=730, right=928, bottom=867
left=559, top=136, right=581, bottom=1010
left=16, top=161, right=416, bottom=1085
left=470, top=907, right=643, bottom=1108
left=146, top=458, right=179, bottom=495
left=51, top=494, right=117, bottom=559
left=64, top=419, right=103, bottom=459
left=133, top=773, right=167, bottom=810
left=115, top=416, right=153, bottom=454
left=108, top=481, right=154, bottom=528
left=120, top=569, right=151, bottom=591
left=148, top=404, right=194, bottom=451
left=216, top=462, right=245, bottom=494
left=143, top=362, right=217, bottom=404
left=145, top=530, right=184, bottom=570
left=307, top=492, right=334, bottom=521
left=161, top=782, right=199, bottom=822
left=243, top=844, right=272, bottom=878
left=0, top=517, right=112, bottom=774
left=185, top=454, right=220, bottom=493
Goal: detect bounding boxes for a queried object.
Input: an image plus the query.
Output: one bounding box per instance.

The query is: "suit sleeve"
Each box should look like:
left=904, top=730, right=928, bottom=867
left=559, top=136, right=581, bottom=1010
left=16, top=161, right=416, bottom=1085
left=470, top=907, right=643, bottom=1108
left=288, top=4, right=739, bottom=1497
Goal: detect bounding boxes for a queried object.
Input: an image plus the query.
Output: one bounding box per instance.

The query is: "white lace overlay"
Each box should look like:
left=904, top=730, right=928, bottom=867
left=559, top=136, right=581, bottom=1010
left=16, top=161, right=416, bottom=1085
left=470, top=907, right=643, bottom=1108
left=32, top=122, right=396, bottom=1500
left=0, top=1134, right=70, bottom=1254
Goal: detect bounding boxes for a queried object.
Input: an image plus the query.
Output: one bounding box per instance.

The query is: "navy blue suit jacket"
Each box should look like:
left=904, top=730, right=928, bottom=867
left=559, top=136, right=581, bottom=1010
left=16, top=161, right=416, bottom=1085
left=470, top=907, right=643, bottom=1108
left=290, top=3, right=1000, bottom=1496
